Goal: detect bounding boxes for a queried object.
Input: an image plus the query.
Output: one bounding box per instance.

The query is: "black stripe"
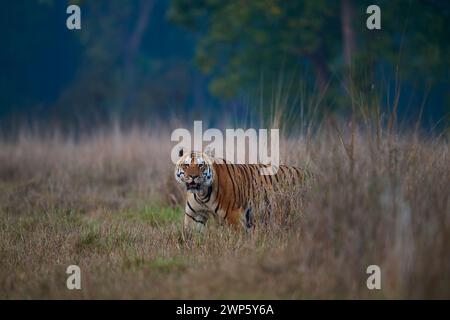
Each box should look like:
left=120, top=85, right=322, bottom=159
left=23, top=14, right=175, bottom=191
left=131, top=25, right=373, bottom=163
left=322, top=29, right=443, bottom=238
left=224, top=164, right=237, bottom=209
left=202, top=185, right=212, bottom=203
left=223, top=201, right=231, bottom=220
left=245, top=207, right=253, bottom=228
left=279, top=166, right=287, bottom=182
left=262, top=167, right=270, bottom=185
left=290, top=167, right=296, bottom=185
left=241, top=165, right=251, bottom=200
left=214, top=202, right=220, bottom=214
left=193, top=193, right=202, bottom=205
left=231, top=165, right=241, bottom=205
left=215, top=176, right=221, bottom=216
left=187, top=201, right=197, bottom=214
left=274, top=170, right=280, bottom=183
left=252, top=165, right=261, bottom=186
left=294, top=167, right=304, bottom=183
left=267, top=172, right=273, bottom=185
left=185, top=212, right=205, bottom=224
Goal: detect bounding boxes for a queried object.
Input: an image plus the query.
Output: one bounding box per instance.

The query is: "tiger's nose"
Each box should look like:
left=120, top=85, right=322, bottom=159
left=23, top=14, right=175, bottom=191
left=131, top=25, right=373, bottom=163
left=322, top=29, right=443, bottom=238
left=190, top=175, right=199, bottom=181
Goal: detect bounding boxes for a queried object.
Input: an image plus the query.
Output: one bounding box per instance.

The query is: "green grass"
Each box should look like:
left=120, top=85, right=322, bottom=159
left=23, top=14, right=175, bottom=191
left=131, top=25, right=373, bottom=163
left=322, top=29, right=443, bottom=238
left=149, top=257, right=188, bottom=273
left=120, top=205, right=183, bottom=227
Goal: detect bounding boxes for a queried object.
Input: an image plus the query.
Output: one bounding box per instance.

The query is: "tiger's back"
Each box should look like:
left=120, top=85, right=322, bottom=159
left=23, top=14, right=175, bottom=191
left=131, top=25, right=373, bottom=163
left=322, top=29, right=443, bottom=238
left=211, top=161, right=308, bottom=227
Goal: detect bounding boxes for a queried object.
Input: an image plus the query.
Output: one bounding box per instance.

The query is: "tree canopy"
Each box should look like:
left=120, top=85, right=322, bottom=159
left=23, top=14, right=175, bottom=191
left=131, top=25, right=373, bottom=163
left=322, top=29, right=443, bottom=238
left=170, top=0, right=450, bottom=122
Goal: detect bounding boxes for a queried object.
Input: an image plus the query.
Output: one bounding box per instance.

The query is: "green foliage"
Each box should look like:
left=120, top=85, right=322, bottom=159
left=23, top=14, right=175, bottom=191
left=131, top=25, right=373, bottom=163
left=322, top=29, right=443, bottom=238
left=170, top=0, right=450, bottom=119
left=170, top=0, right=336, bottom=97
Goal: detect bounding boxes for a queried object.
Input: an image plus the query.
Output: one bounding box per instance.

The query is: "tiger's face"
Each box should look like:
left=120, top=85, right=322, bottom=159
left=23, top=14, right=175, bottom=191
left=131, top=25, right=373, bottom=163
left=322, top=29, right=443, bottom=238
left=175, top=151, right=214, bottom=193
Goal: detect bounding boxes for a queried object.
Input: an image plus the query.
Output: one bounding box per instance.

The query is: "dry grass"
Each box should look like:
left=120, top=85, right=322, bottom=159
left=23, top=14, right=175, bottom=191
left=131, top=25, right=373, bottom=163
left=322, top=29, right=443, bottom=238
left=0, top=123, right=449, bottom=299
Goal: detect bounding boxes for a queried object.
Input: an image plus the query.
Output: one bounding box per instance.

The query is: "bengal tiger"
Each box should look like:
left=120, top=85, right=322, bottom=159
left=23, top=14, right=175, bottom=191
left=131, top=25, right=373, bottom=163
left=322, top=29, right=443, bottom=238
left=174, top=150, right=309, bottom=234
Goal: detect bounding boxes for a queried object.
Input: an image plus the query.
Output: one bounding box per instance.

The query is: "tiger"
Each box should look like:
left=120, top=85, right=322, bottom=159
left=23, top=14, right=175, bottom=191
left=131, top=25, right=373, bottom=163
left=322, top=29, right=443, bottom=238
left=174, top=149, right=310, bottom=234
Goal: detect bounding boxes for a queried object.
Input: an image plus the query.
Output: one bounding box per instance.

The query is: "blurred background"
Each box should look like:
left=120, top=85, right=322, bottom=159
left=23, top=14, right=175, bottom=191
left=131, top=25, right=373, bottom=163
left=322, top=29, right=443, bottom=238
left=0, top=0, right=449, bottom=133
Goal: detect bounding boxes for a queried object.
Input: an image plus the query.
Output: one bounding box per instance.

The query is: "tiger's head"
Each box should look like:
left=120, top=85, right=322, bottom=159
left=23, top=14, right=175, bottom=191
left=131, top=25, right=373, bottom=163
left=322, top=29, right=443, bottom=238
left=175, top=150, right=214, bottom=193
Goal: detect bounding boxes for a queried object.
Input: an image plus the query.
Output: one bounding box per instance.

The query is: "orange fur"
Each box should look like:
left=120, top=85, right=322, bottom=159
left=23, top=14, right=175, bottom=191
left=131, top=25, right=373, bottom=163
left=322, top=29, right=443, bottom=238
left=175, top=151, right=308, bottom=232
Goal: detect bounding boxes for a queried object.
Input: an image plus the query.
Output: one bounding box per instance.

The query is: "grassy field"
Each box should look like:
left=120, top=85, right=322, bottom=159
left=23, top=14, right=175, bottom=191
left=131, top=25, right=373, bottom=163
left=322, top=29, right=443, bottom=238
left=0, top=124, right=449, bottom=299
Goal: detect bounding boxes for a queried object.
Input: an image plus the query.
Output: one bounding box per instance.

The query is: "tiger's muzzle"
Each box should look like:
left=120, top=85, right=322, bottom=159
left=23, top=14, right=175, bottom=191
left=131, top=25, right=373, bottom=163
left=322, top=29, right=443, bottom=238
left=186, top=181, right=201, bottom=190
left=185, top=175, right=203, bottom=191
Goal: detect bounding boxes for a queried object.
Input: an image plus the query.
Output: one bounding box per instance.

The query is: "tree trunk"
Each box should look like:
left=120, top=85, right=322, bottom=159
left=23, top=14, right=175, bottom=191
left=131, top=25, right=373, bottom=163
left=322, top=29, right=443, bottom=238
left=341, top=0, right=356, bottom=91
left=123, top=0, right=155, bottom=111
left=341, top=0, right=355, bottom=67
left=307, top=51, right=332, bottom=93
left=291, top=47, right=331, bottom=93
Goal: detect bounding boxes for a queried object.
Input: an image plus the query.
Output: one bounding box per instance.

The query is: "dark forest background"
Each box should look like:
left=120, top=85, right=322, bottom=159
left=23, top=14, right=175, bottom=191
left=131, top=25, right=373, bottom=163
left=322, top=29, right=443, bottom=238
left=0, top=0, right=449, bottom=132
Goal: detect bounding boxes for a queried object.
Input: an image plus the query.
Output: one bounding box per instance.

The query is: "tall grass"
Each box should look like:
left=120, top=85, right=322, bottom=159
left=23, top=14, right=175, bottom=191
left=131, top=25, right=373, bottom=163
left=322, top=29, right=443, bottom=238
left=0, top=115, right=448, bottom=298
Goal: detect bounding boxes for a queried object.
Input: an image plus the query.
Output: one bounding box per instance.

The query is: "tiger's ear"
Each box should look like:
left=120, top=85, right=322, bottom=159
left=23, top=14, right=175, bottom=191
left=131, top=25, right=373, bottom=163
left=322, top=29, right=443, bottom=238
left=178, top=148, right=184, bottom=157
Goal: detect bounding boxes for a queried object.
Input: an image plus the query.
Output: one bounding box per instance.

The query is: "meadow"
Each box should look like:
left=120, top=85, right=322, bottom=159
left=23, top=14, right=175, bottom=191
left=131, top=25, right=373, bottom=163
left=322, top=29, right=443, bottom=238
left=0, top=121, right=449, bottom=299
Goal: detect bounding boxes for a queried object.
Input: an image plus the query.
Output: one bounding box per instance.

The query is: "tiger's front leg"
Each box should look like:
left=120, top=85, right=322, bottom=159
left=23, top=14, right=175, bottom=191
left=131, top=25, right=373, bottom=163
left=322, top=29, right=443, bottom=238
left=183, top=211, right=206, bottom=232
left=182, top=201, right=209, bottom=241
